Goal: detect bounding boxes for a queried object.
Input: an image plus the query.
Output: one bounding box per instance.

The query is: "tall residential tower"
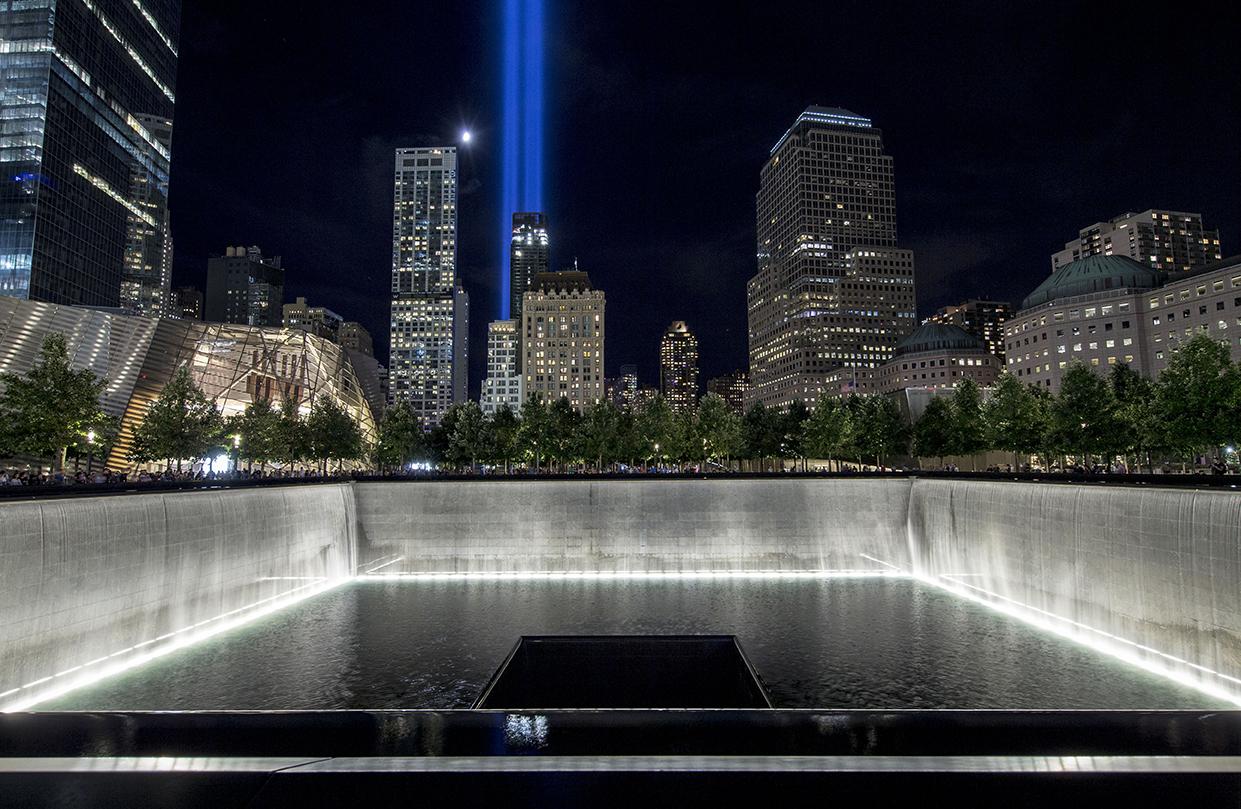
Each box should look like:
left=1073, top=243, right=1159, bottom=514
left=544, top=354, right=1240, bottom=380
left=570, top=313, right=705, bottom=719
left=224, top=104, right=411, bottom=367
left=1051, top=210, right=1222, bottom=274
left=747, top=107, right=916, bottom=406
left=0, top=0, right=180, bottom=311
left=389, top=147, right=468, bottom=425
left=659, top=321, right=699, bottom=413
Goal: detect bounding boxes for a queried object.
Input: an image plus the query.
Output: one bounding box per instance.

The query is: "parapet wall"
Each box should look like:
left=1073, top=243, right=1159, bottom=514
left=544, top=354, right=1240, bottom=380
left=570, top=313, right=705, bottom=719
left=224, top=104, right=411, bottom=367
left=0, top=484, right=356, bottom=708
left=352, top=479, right=914, bottom=574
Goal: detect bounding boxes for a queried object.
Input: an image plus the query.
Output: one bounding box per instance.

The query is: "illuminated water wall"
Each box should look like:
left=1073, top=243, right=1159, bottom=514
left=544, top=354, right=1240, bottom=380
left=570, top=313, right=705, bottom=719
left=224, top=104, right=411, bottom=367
left=500, top=0, right=545, bottom=319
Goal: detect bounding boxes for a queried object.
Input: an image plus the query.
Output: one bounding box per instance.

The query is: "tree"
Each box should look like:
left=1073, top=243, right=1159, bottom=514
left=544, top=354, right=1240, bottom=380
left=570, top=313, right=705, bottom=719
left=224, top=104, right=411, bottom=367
left=1050, top=363, right=1118, bottom=466
left=742, top=402, right=782, bottom=471
left=428, top=404, right=463, bottom=468
left=490, top=405, right=522, bottom=473
left=274, top=398, right=310, bottom=469
left=696, top=393, right=743, bottom=468
left=801, top=393, right=853, bottom=471
left=578, top=400, right=622, bottom=471
left=448, top=401, right=491, bottom=470
left=547, top=397, right=582, bottom=471
left=637, top=395, right=677, bottom=467
left=1109, top=364, right=1161, bottom=471
left=1154, top=334, right=1239, bottom=462
left=130, top=365, right=225, bottom=471
left=855, top=395, right=908, bottom=469
left=227, top=397, right=281, bottom=471
left=376, top=402, right=425, bottom=471
left=949, top=379, right=988, bottom=469
left=912, top=397, right=954, bottom=467
left=518, top=394, right=552, bottom=471
left=306, top=396, right=363, bottom=472
left=983, top=373, right=1046, bottom=468
left=0, top=333, right=110, bottom=471
left=781, top=400, right=811, bottom=471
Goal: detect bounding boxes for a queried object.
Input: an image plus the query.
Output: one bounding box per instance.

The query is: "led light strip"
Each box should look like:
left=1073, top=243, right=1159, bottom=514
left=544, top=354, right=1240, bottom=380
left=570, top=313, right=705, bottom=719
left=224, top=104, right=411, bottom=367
left=73, top=163, right=155, bottom=226
left=0, top=577, right=350, bottom=712
left=130, top=0, right=178, bottom=56
left=362, top=569, right=903, bottom=581
left=922, top=573, right=1241, bottom=707
left=77, top=0, right=175, bottom=103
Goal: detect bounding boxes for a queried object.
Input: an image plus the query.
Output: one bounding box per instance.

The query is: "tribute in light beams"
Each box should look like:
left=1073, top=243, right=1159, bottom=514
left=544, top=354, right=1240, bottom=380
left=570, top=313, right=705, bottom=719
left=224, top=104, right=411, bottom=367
left=500, top=0, right=545, bottom=320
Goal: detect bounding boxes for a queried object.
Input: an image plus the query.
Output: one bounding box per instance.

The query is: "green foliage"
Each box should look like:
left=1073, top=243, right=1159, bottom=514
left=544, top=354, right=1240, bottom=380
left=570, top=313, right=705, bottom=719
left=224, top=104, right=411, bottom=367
left=949, top=378, right=988, bottom=462
left=855, top=395, right=908, bottom=467
left=376, top=402, right=425, bottom=470
left=0, top=333, right=110, bottom=470
left=781, top=400, right=810, bottom=462
left=129, top=365, right=225, bottom=469
left=306, top=396, right=363, bottom=470
left=912, top=397, right=955, bottom=462
left=578, top=400, right=623, bottom=469
left=1154, top=334, right=1239, bottom=457
left=801, top=393, right=853, bottom=467
left=695, top=393, right=743, bottom=464
left=1109, top=364, right=1162, bottom=465
left=637, top=395, right=677, bottom=463
left=490, top=405, right=522, bottom=471
left=227, top=397, right=282, bottom=467
left=518, top=394, right=552, bottom=470
left=274, top=398, right=310, bottom=466
left=1049, top=363, right=1120, bottom=461
left=448, top=401, right=492, bottom=469
left=741, top=402, right=782, bottom=463
left=983, top=373, right=1047, bottom=457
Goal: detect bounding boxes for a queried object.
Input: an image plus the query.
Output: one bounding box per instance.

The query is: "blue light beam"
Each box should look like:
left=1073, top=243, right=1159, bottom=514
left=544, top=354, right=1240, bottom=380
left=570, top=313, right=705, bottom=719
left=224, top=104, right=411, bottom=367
left=500, top=0, right=545, bottom=320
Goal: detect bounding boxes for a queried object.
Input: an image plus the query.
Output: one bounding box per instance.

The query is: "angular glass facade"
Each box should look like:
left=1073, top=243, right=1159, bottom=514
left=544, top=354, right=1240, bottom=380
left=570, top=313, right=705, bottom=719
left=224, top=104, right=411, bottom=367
left=0, top=0, right=178, bottom=312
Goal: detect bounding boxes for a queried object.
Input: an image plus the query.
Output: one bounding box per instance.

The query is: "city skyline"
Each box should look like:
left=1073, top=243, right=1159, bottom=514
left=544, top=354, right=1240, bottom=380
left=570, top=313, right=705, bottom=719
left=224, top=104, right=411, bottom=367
left=47, top=2, right=1240, bottom=396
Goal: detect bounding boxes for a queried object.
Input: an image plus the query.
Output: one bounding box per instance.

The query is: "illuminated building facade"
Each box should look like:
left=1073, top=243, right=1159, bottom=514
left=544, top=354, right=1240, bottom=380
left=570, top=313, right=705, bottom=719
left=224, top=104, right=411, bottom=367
left=282, top=297, right=343, bottom=341
left=509, top=212, right=548, bottom=321
left=875, top=323, right=1001, bottom=395
left=706, top=370, right=749, bottom=414
left=204, top=246, right=284, bottom=327
left=659, top=321, right=699, bottom=412
left=389, top=147, right=468, bottom=424
left=0, top=296, right=378, bottom=469
left=1005, top=254, right=1241, bottom=392
left=522, top=271, right=604, bottom=411
left=0, top=0, right=179, bottom=310
left=338, top=321, right=373, bottom=357
left=747, top=107, right=915, bottom=409
left=481, top=318, right=523, bottom=415
left=928, top=299, right=1013, bottom=362
left=172, top=286, right=202, bottom=320
left=1051, top=210, right=1222, bottom=274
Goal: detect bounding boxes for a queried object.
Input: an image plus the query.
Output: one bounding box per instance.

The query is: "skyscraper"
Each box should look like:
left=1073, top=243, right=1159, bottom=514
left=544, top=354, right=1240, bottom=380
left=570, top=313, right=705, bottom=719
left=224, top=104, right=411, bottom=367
left=480, top=319, right=523, bottom=416
left=1050, top=210, right=1222, bottom=274
left=282, top=297, right=343, bottom=341
left=660, top=321, right=699, bottom=413
left=522, top=270, right=604, bottom=411
left=706, top=370, right=749, bottom=415
left=389, top=147, right=469, bottom=424
left=509, top=212, right=549, bottom=320
left=928, top=299, right=1013, bottom=362
left=0, top=1, right=180, bottom=309
left=747, top=107, right=915, bottom=408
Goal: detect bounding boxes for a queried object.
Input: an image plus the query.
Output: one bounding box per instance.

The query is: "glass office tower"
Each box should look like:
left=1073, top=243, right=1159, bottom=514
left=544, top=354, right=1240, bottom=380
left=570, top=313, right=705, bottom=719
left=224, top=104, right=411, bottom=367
left=0, top=0, right=179, bottom=312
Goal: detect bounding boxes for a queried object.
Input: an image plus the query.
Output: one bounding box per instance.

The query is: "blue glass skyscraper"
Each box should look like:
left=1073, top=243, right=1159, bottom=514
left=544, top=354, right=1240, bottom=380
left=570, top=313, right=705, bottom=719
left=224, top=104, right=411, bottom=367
left=0, top=0, right=179, bottom=313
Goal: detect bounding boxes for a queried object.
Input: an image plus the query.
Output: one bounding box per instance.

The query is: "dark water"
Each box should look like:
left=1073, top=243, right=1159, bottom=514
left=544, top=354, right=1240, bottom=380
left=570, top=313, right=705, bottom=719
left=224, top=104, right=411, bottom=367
left=45, top=578, right=1223, bottom=710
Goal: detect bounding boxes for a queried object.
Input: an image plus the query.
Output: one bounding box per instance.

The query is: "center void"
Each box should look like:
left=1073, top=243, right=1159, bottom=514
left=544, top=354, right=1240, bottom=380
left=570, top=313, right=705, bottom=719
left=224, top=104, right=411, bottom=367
left=474, top=635, right=772, bottom=709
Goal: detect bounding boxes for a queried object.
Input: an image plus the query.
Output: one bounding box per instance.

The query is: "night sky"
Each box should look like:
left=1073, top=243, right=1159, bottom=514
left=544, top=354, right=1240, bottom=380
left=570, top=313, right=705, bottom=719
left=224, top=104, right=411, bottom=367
left=169, top=1, right=1239, bottom=395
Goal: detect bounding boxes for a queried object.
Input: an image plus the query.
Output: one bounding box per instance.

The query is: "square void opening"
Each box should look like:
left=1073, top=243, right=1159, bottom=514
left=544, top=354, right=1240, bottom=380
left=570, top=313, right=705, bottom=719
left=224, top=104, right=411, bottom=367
left=473, top=635, right=773, bottom=709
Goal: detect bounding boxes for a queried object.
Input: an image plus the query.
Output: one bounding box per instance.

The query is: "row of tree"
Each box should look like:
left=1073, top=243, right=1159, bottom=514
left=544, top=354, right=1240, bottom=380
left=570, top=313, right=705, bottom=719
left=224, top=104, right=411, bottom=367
left=909, top=334, right=1241, bottom=470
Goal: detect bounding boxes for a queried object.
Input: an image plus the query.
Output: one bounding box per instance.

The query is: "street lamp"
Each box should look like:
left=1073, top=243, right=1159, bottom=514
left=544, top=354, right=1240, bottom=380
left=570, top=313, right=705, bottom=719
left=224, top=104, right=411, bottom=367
left=232, top=434, right=242, bottom=474
left=85, top=429, right=96, bottom=475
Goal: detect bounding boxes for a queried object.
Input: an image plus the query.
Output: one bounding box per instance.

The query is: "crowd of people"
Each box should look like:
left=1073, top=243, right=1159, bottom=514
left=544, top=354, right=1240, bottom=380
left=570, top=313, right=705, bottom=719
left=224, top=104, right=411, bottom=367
left=0, top=467, right=356, bottom=488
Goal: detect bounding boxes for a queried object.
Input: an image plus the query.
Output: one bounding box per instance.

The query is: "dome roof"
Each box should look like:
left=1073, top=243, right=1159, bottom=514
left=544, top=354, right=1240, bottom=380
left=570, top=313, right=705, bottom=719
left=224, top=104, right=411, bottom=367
left=1021, top=254, right=1163, bottom=310
left=895, top=322, right=986, bottom=356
